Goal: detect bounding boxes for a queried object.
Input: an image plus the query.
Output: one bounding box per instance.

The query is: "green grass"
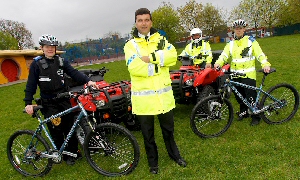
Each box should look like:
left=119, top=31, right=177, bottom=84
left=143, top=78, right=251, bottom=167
left=1, top=34, right=300, bottom=179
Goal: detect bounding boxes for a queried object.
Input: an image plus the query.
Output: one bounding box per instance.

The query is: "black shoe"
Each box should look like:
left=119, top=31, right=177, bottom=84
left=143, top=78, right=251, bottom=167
left=176, top=158, right=187, bottom=167
left=65, top=156, right=76, bottom=165
left=149, top=167, right=158, bottom=174
left=250, top=119, right=260, bottom=126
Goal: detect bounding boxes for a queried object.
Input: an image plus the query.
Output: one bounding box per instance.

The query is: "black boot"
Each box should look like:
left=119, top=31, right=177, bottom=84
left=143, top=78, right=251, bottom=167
left=250, top=115, right=261, bottom=126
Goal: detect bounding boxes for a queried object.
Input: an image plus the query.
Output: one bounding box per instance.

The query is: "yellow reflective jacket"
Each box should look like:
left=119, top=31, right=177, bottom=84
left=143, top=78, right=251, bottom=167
left=124, top=28, right=176, bottom=115
left=215, top=35, right=271, bottom=80
left=179, top=40, right=213, bottom=65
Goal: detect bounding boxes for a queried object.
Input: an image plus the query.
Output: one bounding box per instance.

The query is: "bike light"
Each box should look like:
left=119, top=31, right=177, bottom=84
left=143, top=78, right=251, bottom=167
left=185, top=92, right=191, bottom=97
left=95, top=100, right=105, bottom=108
left=185, top=79, right=193, bottom=86
left=103, top=113, right=110, bottom=119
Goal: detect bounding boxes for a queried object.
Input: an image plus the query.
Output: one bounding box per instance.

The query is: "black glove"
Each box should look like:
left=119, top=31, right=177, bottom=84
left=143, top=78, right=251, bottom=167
left=157, top=39, right=165, bottom=50
left=196, top=54, right=202, bottom=59
left=240, top=46, right=251, bottom=57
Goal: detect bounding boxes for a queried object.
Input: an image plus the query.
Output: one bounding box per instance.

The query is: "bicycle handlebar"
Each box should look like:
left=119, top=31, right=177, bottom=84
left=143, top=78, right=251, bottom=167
left=224, top=71, right=246, bottom=77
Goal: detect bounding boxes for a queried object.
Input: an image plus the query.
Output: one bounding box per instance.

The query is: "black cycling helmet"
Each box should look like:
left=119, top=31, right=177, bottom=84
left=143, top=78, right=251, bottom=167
left=39, top=34, right=58, bottom=46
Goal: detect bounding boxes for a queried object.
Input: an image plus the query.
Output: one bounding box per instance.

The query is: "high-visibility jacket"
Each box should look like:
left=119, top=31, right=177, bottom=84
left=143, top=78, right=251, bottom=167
left=124, top=28, right=176, bottom=115
left=179, top=40, right=213, bottom=65
left=215, top=35, right=271, bottom=80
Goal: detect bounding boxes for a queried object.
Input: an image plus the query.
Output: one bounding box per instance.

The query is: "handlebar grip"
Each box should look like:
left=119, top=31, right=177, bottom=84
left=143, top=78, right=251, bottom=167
left=235, top=72, right=246, bottom=76
left=57, top=92, right=71, bottom=99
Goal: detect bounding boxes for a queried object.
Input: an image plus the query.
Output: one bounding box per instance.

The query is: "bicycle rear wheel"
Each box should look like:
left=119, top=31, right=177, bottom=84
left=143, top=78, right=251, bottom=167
left=260, top=83, right=299, bottom=124
left=190, top=95, right=234, bottom=138
left=7, top=130, right=52, bottom=177
left=84, top=123, right=140, bottom=177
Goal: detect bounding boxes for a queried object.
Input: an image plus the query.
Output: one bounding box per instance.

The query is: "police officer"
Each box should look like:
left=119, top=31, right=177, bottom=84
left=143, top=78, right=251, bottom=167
left=124, top=8, right=186, bottom=174
left=179, top=28, right=213, bottom=68
left=214, top=19, right=271, bottom=126
left=24, top=34, right=97, bottom=165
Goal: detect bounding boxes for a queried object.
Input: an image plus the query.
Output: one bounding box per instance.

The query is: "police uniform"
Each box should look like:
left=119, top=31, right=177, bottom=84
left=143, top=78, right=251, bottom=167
left=124, top=27, right=184, bottom=168
left=215, top=35, right=271, bottom=122
left=179, top=39, right=213, bottom=68
left=24, top=55, right=90, bottom=156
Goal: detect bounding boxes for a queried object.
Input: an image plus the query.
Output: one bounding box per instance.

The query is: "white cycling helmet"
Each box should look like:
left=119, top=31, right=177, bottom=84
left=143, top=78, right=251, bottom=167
left=39, top=34, right=58, bottom=46
left=232, top=19, right=247, bottom=28
left=190, top=28, right=202, bottom=43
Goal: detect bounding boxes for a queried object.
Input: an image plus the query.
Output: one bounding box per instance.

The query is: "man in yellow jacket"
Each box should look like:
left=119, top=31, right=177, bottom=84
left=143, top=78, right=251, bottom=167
left=214, top=19, right=271, bottom=126
left=124, top=8, right=186, bottom=174
left=179, top=28, right=213, bottom=68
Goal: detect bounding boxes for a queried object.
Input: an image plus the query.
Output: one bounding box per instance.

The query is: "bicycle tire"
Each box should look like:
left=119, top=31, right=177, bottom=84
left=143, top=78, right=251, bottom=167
left=84, top=122, right=140, bottom=177
left=190, top=95, right=234, bottom=138
left=260, top=83, right=299, bottom=124
left=7, top=130, right=52, bottom=177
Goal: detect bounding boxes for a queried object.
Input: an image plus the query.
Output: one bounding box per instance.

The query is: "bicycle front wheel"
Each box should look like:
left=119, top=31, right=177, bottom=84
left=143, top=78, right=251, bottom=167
left=84, top=123, right=140, bottom=177
left=190, top=95, right=234, bottom=138
left=260, top=83, right=299, bottom=124
left=7, top=130, right=52, bottom=177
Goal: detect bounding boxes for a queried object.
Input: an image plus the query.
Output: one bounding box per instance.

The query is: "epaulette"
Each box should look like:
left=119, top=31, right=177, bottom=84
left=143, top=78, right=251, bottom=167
left=249, top=36, right=256, bottom=42
left=33, top=56, right=42, bottom=61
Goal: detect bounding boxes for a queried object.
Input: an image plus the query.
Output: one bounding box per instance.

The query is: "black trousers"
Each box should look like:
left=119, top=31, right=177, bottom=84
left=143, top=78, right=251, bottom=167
left=233, top=78, right=260, bottom=120
left=137, top=110, right=181, bottom=167
left=41, top=98, right=78, bottom=154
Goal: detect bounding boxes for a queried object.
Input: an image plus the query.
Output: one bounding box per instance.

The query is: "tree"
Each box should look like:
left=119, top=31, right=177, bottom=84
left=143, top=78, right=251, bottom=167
left=0, top=31, right=18, bottom=50
left=0, top=19, right=34, bottom=49
left=259, top=0, right=286, bottom=30
left=201, top=3, right=227, bottom=36
left=277, top=0, right=300, bottom=26
left=152, top=2, right=184, bottom=44
left=230, top=0, right=287, bottom=36
left=177, top=0, right=204, bottom=32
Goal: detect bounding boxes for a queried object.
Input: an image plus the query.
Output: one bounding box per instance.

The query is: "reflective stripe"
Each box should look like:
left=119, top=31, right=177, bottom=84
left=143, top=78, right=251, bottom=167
left=131, top=40, right=141, bottom=57
left=261, top=59, right=268, bottom=64
left=131, top=86, right=172, bottom=96
left=157, top=50, right=164, bottom=66
left=231, top=67, right=256, bottom=73
left=229, top=41, right=234, bottom=55
left=189, top=43, right=193, bottom=52
left=148, top=63, right=155, bottom=76
left=232, top=57, right=255, bottom=63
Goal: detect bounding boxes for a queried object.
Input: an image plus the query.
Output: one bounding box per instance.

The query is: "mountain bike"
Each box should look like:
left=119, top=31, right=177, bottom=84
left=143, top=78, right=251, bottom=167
left=190, top=68, right=299, bottom=138
left=7, top=87, right=140, bottom=177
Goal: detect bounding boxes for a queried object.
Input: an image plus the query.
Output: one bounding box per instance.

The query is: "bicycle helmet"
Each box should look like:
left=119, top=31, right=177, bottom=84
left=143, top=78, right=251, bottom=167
left=232, top=19, right=247, bottom=28
left=190, top=28, right=202, bottom=43
left=39, top=34, right=58, bottom=46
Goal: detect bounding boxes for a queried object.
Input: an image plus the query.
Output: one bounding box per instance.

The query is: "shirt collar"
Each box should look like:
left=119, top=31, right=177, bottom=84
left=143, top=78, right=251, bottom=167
left=138, top=32, right=150, bottom=39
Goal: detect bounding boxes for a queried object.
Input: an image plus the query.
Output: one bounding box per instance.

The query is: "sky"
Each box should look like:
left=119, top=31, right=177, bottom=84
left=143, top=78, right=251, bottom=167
left=1, top=0, right=241, bottom=47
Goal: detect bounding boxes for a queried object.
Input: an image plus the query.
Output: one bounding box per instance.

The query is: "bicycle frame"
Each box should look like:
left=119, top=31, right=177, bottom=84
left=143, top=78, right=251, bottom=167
left=30, top=97, right=88, bottom=159
left=225, top=78, right=285, bottom=115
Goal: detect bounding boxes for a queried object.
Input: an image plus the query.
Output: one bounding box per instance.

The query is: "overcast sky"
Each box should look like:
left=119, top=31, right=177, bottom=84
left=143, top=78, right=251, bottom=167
left=1, top=0, right=241, bottom=46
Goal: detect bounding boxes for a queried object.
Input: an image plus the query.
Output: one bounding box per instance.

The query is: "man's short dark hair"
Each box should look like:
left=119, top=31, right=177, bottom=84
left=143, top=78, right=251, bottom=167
left=135, top=8, right=152, bottom=22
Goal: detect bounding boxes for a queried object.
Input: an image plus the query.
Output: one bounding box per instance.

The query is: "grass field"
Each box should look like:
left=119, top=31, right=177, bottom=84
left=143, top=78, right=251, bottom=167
left=1, top=34, right=300, bottom=180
